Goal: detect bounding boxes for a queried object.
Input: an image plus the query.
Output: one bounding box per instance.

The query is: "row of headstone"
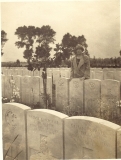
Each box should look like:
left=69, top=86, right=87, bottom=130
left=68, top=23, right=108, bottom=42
left=94, top=70, right=121, bottom=81
left=2, top=74, right=121, bottom=120
left=2, top=68, right=43, bottom=77
left=2, top=67, right=121, bottom=82
left=56, top=78, right=121, bottom=120
left=2, top=75, right=48, bottom=108
left=2, top=103, right=121, bottom=159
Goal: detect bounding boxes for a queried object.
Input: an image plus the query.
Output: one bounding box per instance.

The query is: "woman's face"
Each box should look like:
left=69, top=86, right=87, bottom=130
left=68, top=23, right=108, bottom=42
left=76, top=49, right=83, bottom=55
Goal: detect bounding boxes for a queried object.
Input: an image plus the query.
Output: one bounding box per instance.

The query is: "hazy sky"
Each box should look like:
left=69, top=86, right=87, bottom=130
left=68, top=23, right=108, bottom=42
left=1, top=0, right=120, bottom=62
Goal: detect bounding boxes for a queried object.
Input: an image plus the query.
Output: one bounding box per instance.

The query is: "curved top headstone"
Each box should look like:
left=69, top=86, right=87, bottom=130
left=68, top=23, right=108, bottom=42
left=3, top=103, right=31, bottom=110
left=27, top=109, right=68, bottom=160
left=64, top=116, right=121, bottom=159
left=2, top=103, right=31, bottom=160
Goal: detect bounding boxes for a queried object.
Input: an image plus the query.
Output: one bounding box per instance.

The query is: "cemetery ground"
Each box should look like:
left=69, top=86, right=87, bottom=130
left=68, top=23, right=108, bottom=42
left=2, top=67, right=121, bottom=159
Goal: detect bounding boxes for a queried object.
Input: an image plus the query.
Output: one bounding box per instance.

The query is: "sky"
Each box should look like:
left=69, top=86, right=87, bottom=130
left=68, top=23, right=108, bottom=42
left=1, top=0, right=120, bottom=62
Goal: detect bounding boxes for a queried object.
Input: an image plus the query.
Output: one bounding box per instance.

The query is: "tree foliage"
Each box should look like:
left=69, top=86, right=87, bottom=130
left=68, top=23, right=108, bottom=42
left=53, top=33, right=89, bottom=67
left=15, top=25, right=56, bottom=70
left=1, top=30, right=8, bottom=55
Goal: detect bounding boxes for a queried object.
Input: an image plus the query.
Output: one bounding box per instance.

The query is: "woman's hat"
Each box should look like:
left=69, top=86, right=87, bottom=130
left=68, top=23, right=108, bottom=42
left=75, top=44, right=85, bottom=53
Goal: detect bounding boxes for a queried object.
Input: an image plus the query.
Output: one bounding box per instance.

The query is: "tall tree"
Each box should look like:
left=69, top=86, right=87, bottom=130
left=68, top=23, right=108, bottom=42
left=15, top=25, right=56, bottom=108
left=15, top=25, right=56, bottom=70
left=1, top=30, right=8, bottom=55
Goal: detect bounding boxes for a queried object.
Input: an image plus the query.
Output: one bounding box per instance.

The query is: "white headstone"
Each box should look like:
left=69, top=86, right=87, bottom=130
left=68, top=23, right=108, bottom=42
left=85, top=79, right=101, bottom=117
left=12, top=75, right=22, bottom=103
left=114, top=71, right=121, bottom=81
left=21, top=76, right=33, bottom=106
left=103, top=71, right=114, bottom=79
left=56, top=78, right=69, bottom=112
left=64, top=116, right=121, bottom=159
left=31, top=76, right=40, bottom=107
left=27, top=109, right=68, bottom=160
left=2, top=74, right=5, bottom=97
left=2, top=103, right=31, bottom=160
left=94, top=71, right=103, bottom=80
left=53, top=68, right=60, bottom=84
left=69, top=79, right=83, bottom=115
left=101, top=80, right=120, bottom=121
left=17, top=69, right=23, bottom=76
left=4, top=75, right=13, bottom=100
left=117, top=128, right=121, bottom=158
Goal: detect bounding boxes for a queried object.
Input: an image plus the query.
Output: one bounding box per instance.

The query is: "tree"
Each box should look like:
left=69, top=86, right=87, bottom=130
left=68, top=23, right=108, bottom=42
left=15, top=25, right=56, bottom=108
left=15, top=25, right=56, bottom=70
left=1, top=30, right=8, bottom=55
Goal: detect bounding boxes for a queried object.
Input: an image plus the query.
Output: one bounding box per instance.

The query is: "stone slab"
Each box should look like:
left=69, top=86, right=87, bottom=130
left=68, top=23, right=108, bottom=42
left=53, top=69, right=60, bottom=85
left=84, top=79, right=101, bottom=117
left=21, top=76, right=33, bottom=106
left=4, top=75, right=13, bottom=100
left=12, top=75, right=22, bottom=103
left=33, top=70, right=40, bottom=76
left=94, top=71, right=103, bottom=80
left=56, top=78, right=69, bottom=112
left=117, top=128, right=121, bottom=158
left=69, top=78, right=83, bottom=115
left=22, top=68, right=29, bottom=76
left=60, top=68, right=66, bottom=78
left=2, top=74, right=5, bottom=97
left=47, top=68, right=53, bottom=78
left=27, top=109, right=68, bottom=160
left=114, top=71, right=121, bottom=81
left=64, top=116, right=121, bottom=159
left=39, top=77, right=46, bottom=108
left=17, top=69, right=23, bottom=76
left=90, top=71, right=95, bottom=79
left=103, top=71, right=114, bottom=80
left=31, top=76, right=40, bottom=107
left=101, top=80, right=120, bottom=121
left=2, top=103, right=31, bottom=160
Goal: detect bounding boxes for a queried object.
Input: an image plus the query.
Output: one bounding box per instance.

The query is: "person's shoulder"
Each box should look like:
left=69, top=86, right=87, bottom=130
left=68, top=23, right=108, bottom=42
left=84, top=54, right=90, bottom=61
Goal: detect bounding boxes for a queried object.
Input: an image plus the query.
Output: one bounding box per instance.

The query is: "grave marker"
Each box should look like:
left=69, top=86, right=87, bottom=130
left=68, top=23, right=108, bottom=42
left=21, top=76, right=33, bottom=106
left=103, top=71, right=114, bottom=79
left=17, top=69, right=23, bottom=76
left=2, top=74, right=5, bottom=97
left=117, top=128, right=121, bottom=158
left=94, top=71, right=103, bottom=80
left=27, top=109, right=68, bottom=160
left=12, top=75, right=22, bottom=103
left=64, top=116, right=121, bottom=159
left=101, top=80, right=120, bottom=120
left=31, top=76, right=40, bottom=107
left=4, top=75, right=13, bottom=100
left=56, top=78, right=69, bottom=112
left=53, top=68, right=60, bottom=84
left=2, top=103, right=30, bottom=160
left=114, top=71, right=121, bottom=81
left=69, top=79, right=83, bottom=115
left=84, top=79, right=101, bottom=117
left=60, top=68, right=66, bottom=78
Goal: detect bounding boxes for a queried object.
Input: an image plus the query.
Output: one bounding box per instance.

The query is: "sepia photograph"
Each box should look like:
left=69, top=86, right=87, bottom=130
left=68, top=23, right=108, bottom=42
left=1, top=0, right=121, bottom=159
